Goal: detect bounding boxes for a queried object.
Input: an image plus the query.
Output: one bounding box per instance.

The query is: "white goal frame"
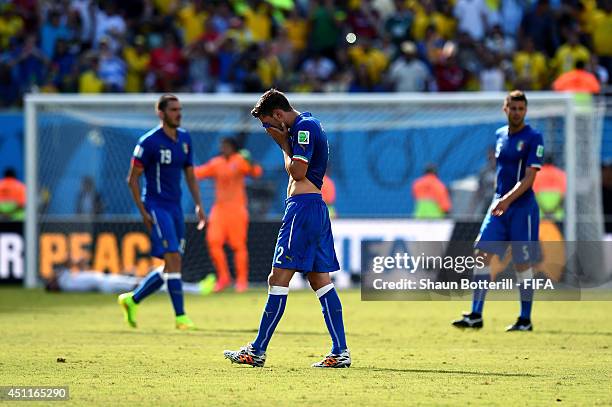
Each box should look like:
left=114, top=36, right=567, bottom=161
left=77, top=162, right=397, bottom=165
left=24, top=92, right=599, bottom=287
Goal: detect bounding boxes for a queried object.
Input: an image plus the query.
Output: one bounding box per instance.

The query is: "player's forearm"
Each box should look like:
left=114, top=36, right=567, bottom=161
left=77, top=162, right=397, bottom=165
left=501, top=174, right=536, bottom=206
left=276, top=137, right=292, bottom=158
left=283, top=151, right=293, bottom=174
left=188, top=182, right=204, bottom=209
left=127, top=181, right=147, bottom=216
left=185, top=169, right=204, bottom=208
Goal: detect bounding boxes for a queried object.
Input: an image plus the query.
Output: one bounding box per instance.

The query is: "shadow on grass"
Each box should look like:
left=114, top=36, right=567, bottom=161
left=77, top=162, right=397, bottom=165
left=99, top=328, right=367, bottom=339
left=198, top=328, right=368, bottom=337
left=359, top=367, right=541, bottom=377
left=538, top=330, right=612, bottom=337
left=0, top=289, right=119, bottom=312
left=197, top=328, right=332, bottom=337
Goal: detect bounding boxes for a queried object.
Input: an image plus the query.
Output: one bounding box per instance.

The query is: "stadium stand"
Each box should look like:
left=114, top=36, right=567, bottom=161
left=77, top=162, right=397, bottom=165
left=0, top=0, right=611, bottom=107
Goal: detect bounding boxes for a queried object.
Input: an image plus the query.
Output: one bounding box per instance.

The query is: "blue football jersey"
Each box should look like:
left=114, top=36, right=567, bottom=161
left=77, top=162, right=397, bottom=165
left=494, top=124, right=544, bottom=204
left=289, top=112, right=328, bottom=190
left=132, top=126, right=193, bottom=204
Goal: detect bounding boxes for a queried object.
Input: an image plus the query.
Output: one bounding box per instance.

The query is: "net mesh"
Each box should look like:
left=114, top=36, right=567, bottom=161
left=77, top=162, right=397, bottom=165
left=30, top=94, right=604, bottom=281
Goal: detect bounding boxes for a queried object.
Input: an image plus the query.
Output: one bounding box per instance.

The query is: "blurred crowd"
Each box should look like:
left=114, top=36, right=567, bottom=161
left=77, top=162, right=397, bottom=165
left=0, top=0, right=611, bottom=106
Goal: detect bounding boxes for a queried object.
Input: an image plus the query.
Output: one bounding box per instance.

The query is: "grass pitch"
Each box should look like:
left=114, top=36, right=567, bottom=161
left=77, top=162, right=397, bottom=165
left=1, top=287, right=611, bottom=406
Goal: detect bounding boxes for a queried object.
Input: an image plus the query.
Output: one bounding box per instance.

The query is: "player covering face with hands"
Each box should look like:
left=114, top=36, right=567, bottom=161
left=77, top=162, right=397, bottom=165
left=224, top=89, right=350, bottom=368
left=118, top=94, right=206, bottom=330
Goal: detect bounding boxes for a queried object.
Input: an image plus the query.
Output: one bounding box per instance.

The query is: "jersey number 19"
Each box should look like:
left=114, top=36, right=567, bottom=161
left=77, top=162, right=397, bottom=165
left=160, top=149, right=172, bottom=164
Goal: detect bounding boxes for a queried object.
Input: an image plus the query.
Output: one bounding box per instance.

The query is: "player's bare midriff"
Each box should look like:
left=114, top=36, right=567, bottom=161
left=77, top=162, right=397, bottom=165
left=287, top=177, right=321, bottom=197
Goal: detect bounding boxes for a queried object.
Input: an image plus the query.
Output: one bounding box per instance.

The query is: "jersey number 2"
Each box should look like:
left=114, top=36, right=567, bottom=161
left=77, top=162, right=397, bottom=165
left=160, top=149, right=172, bottom=164
left=274, top=246, right=284, bottom=264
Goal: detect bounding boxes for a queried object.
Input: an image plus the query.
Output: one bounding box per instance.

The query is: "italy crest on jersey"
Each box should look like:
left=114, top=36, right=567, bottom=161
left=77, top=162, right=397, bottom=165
left=516, top=140, right=525, bottom=151
left=183, top=142, right=189, bottom=154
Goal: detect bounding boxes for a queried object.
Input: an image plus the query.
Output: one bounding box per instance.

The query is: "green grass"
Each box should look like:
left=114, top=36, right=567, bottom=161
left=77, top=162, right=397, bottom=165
left=1, top=288, right=611, bottom=406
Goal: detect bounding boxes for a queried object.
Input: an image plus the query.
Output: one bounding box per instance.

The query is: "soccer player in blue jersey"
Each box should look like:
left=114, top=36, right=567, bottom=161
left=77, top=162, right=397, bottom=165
left=118, top=94, right=206, bottom=330
left=224, top=89, right=350, bottom=368
left=453, top=90, right=544, bottom=332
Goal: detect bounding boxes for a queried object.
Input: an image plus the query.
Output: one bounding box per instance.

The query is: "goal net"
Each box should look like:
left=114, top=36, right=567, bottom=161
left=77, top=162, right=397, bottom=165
left=24, top=93, right=605, bottom=287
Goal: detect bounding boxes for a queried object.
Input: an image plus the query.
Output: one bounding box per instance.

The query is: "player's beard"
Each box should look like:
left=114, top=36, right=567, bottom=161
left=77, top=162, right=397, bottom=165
left=164, top=115, right=181, bottom=129
left=510, top=115, right=524, bottom=128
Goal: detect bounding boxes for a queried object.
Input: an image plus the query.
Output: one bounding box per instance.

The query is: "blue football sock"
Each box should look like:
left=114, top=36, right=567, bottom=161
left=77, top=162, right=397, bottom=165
left=317, top=284, right=347, bottom=354
left=166, top=273, right=185, bottom=316
left=471, top=266, right=491, bottom=315
left=132, top=267, right=164, bottom=303
left=251, top=286, right=288, bottom=354
left=517, top=268, right=534, bottom=319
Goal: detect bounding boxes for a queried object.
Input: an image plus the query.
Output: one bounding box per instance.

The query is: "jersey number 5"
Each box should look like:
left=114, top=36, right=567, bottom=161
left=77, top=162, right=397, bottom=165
left=160, top=149, right=172, bottom=164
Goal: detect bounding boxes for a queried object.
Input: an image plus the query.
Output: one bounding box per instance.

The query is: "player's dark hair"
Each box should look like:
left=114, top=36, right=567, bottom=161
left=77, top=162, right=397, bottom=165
left=251, top=89, right=293, bottom=118
left=221, top=137, right=240, bottom=152
left=157, top=94, right=179, bottom=112
left=505, top=90, right=528, bottom=107
left=3, top=168, right=16, bottom=178
left=544, top=155, right=555, bottom=165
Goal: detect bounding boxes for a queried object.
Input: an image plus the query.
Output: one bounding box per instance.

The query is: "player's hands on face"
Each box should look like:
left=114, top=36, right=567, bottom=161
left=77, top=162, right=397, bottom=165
left=142, top=211, right=153, bottom=232
left=491, top=198, right=509, bottom=216
left=265, top=122, right=288, bottom=145
left=195, top=205, right=206, bottom=230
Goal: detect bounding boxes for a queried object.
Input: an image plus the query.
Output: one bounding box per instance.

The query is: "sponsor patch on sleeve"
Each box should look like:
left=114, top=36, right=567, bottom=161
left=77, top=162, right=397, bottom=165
left=298, top=130, right=310, bottom=144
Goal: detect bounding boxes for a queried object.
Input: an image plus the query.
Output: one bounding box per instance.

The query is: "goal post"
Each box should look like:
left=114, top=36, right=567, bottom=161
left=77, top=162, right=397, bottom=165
left=24, top=92, right=605, bottom=288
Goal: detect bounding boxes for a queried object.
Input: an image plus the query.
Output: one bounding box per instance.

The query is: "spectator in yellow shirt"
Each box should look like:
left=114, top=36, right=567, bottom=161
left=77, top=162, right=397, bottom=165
left=591, top=1, right=612, bottom=56
left=348, top=39, right=389, bottom=85
left=123, top=35, right=150, bottom=92
left=412, top=0, right=457, bottom=41
left=243, top=2, right=273, bottom=43
left=79, top=56, right=104, bottom=93
left=591, top=0, right=612, bottom=79
left=412, top=0, right=433, bottom=41
left=152, top=0, right=178, bottom=16
left=436, top=2, right=458, bottom=40
left=225, top=15, right=254, bottom=52
left=257, top=43, right=283, bottom=88
left=513, top=37, right=548, bottom=90
left=592, top=18, right=611, bottom=57
left=0, top=5, right=24, bottom=49
left=176, top=0, right=208, bottom=45
left=552, top=31, right=590, bottom=76
left=578, top=0, right=598, bottom=35
left=283, top=8, right=308, bottom=52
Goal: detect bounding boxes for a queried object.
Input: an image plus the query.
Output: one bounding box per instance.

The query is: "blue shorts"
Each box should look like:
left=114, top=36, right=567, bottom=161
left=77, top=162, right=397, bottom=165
left=272, top=193, right=340, bottom=273
left=145, top=201, right=185, bottom=259
left=474, top=197, right=541, bottom=264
